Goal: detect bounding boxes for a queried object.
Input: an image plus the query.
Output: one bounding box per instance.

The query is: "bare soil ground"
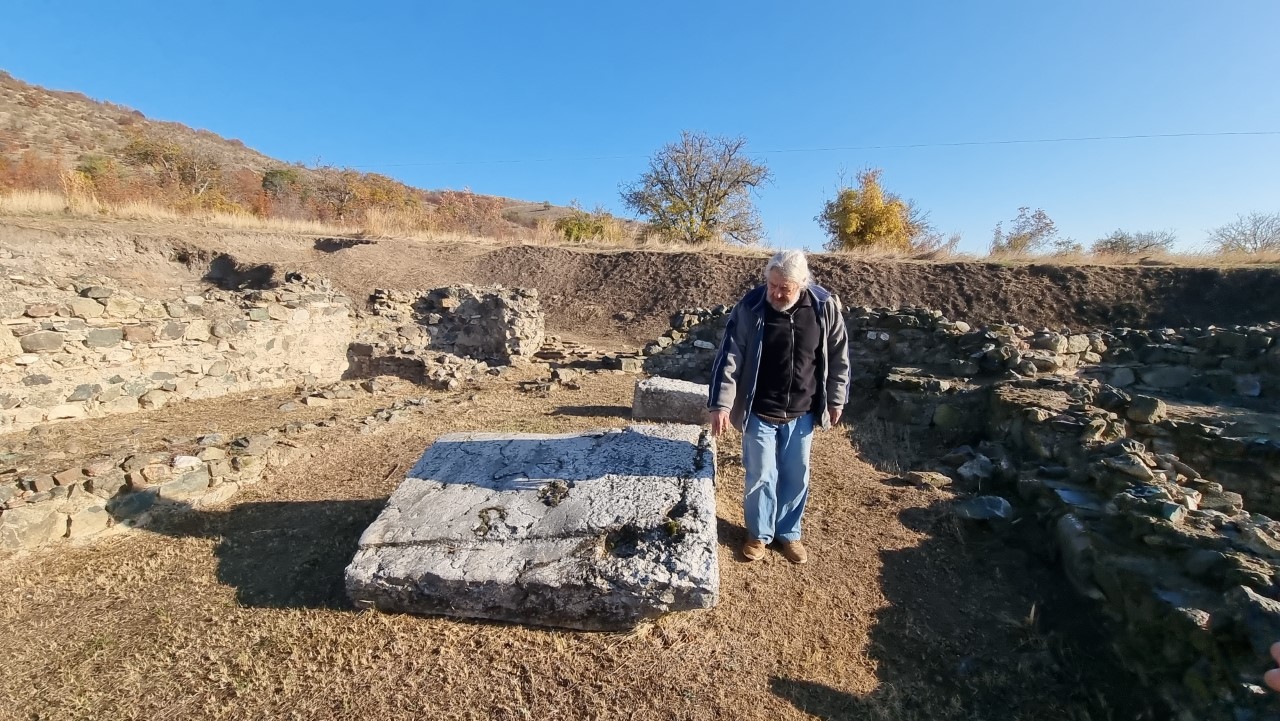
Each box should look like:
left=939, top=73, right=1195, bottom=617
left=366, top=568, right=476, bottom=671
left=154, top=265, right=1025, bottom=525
left=0, top=373, right=1148, bottom=721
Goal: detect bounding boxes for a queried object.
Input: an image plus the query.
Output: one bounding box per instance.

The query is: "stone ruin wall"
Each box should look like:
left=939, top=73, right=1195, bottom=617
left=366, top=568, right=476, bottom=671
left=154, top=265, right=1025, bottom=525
left=0, top=281, right=551, bottom=552
left=644, top=303, right=1280, bottom=719
left=0, top=275, right=353, bottom=433
left=347, top=286, right=545, bottom=388
left=0, top=424, right=315, bottom=551
left=645, top=306, right=1280, bottom=509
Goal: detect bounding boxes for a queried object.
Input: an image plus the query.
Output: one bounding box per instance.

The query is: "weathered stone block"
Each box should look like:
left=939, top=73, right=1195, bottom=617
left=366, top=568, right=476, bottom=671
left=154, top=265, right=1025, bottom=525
left=25, top=303, right=59, bottom=318
left=104, top=296, right=141, bottom=318
left=184, top=320, right=211, bottom=342
left=68, top=504, right=111, bottom=538
left=122, top=324, right=156, bottom=343
left=47, top=404, right=86, bottom=420
left=632, top=377, right=710, bottom=425
left=0, top=328, right=21, bottom=358
left=80, top=286, right=114, bottom=299
left=139, top=389, right=170, bottom=409
left=0, top=504, right=66, bottom=549
left=67, top=297, right=105, bottom=319
left=1126, top=395, right=1167, bottom=424
left=345, top=424, right=719, bottom=631
left=156, top=468, right=212, bottom=501
left=85, top=328, right=124, bottom=348
left=19, top=331, right=64, bottom=353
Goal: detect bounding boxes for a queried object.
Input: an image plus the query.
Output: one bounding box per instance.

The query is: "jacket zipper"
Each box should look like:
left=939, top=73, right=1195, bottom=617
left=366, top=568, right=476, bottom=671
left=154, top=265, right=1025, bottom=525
left=784, top=312, right=794, bottom=413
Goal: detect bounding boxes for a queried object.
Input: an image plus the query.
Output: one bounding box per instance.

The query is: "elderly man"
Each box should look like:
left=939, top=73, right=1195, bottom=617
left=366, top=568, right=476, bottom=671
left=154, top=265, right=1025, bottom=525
left=707, top=249, right=850, bottom=564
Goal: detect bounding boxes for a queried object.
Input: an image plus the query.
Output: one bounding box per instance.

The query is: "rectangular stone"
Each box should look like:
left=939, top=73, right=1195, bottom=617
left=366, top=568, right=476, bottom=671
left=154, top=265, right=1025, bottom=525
left=345, top=424, right=718, bottom=631
left=0, top=503, right=66, bottom=550
left=632, top=376, right=711, bottom=425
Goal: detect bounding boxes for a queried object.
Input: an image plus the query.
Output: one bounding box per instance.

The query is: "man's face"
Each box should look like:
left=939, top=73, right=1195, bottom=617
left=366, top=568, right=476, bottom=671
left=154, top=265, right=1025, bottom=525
left=766, top=269, right=802, bottom=312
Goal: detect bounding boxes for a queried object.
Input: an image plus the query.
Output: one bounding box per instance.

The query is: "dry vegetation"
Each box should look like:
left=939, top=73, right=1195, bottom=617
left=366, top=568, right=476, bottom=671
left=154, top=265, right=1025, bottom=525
left=0, top=372, right=1146, bottom=721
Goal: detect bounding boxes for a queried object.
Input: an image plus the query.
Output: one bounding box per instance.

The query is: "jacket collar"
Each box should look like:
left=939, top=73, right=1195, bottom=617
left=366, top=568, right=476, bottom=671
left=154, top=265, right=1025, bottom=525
left=747, top=283, right=830, bottom=315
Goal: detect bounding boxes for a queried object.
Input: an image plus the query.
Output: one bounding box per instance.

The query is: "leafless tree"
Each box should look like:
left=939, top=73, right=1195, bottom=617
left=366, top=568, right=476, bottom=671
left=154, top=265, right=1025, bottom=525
left=1207, top=212, right=1280, bottom=253
left=620, top=131, right=771, bottom=244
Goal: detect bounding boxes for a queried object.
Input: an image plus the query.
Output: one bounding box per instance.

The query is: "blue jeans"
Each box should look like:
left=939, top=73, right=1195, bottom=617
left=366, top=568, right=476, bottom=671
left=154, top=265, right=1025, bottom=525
left=742, top=412, right=814, bottom=544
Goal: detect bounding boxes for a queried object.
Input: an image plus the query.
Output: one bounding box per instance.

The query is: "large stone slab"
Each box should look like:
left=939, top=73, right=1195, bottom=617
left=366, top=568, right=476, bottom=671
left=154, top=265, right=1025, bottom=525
left=631, top=376, right=710, bottom=425
left=345, top=424, right=718, bottom=630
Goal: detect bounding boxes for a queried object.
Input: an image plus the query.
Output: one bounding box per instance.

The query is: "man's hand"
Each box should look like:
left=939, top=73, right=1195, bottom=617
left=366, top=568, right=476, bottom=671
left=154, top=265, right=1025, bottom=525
left=828, top=405, right=843, bottom=426
left=708, top=409, right=730, bottom=437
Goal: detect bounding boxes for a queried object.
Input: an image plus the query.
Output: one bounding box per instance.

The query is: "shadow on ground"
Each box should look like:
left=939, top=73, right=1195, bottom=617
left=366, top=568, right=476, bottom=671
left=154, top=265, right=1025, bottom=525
left=549, top=404, right=632, bottom=418
left=149, top=498, right=387, bottom=609
left=772, top=500, right=1157, bottom=720
left=202, top=253, right=278, bottom=290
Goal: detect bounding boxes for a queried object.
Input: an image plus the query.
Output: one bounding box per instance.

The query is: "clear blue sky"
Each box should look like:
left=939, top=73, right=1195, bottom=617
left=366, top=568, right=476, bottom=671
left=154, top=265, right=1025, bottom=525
left=4, top=1, right=1278, bottom=253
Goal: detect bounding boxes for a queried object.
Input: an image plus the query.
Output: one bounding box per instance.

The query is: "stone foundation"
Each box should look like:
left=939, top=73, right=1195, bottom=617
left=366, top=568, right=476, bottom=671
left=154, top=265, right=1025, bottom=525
left=0, top=275, right=353, bottom=432
left=0, top=424, right=318, bottom=551
left=345, top=424, right=719, bottom=630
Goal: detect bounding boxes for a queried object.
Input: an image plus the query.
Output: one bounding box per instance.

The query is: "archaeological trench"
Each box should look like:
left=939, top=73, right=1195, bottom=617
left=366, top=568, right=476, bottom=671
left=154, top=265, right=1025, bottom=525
left=3, top=255, right=1280, bottom=719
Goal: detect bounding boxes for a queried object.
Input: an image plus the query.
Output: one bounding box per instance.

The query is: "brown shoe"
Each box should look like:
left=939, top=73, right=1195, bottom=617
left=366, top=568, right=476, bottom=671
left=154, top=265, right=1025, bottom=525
left=741, top=538, right=767, bottom=562
left=779, top=540, right=808, bottom=564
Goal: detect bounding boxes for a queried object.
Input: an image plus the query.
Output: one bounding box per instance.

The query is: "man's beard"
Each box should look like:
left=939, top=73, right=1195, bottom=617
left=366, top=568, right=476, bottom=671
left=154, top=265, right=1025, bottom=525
left=769, top=297, right=797, bottom=312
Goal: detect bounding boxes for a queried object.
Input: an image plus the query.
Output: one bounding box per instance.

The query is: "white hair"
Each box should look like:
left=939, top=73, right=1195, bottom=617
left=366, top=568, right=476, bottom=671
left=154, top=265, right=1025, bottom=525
left=764, top=249, right=811, bottom=286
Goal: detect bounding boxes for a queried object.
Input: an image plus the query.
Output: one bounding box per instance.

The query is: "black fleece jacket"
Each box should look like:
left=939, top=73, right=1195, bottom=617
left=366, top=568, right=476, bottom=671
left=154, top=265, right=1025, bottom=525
left=750, top=291, right=821, bottom=419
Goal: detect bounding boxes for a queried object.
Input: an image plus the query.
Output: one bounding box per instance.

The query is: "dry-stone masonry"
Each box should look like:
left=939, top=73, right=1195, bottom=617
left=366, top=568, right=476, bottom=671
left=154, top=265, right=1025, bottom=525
left=348, top=285, right=545, bottom=388
left=631, top=377, right=711, bottom=425
left=968, top=377, right=1280, bottom=720
left=0, top=425, right=317, bottom=551
left=639, top=301, right=1280, bottom=717
left=365, top=286, right=543, bottom=361
left=345, top=424, right=719, bottom=631
left=0, top=275, right=353, bottom=432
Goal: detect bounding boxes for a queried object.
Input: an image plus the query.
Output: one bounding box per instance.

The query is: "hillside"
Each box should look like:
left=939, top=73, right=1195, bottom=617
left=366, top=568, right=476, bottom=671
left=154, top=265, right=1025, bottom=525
left=0, top=70, right=581, bottom=235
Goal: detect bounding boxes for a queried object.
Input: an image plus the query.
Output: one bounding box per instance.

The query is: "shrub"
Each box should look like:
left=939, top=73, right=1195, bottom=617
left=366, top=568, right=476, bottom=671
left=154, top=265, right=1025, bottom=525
left=990, top=207, right=1058, bottom=254
left=817, top=169, right=924, bottom=252
left=554, top=204, right=625, bottom=243
left=1090, top=229, right=1177, bottom=255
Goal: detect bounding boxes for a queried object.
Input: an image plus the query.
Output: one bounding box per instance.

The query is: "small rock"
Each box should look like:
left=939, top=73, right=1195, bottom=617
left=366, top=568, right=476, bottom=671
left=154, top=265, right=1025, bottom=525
left=954, top=496, right=1014, bottom=522
left=1126, top=395, right=1167, bottom=424
left=956, top=455, right=995, bottom=484
left=905, top=471, right=952, bottom=489
left=80, top=286, right=114, bottom=299
left=1103, top=453, right=1156, bottom=481
left=172, top=455, right=203, bottom=471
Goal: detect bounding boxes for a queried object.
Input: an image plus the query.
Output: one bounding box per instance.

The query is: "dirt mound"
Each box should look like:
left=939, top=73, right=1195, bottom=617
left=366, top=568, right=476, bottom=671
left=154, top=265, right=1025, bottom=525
left=475, top=245, right=1280, bottom=336
left=5, top=218, right=1278, bottom=347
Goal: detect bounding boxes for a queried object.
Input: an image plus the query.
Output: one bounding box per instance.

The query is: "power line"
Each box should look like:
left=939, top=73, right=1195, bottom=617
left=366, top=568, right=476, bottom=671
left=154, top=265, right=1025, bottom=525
left=347, top=130, right=1280, bottom=169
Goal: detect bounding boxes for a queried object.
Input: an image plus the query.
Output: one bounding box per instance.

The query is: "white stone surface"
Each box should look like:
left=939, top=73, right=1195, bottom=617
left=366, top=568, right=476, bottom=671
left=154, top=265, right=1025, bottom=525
left=631, top=376, right=711, bottom=425
left=345, top=424, right=719, bottom=630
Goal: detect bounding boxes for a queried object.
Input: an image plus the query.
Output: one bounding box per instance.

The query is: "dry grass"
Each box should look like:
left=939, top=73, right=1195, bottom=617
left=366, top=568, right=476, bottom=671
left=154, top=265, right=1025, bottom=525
left=0, top=372, right=1141, bottom=721
left=0, top=190, right=488, bottom=241
left=987, top=247, right=1280, bottom=267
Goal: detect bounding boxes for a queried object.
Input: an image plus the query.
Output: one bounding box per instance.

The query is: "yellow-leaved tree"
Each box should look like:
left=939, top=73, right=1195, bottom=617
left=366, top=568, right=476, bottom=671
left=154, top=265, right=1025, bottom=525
left=816, top=169, right=927, bottom=252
